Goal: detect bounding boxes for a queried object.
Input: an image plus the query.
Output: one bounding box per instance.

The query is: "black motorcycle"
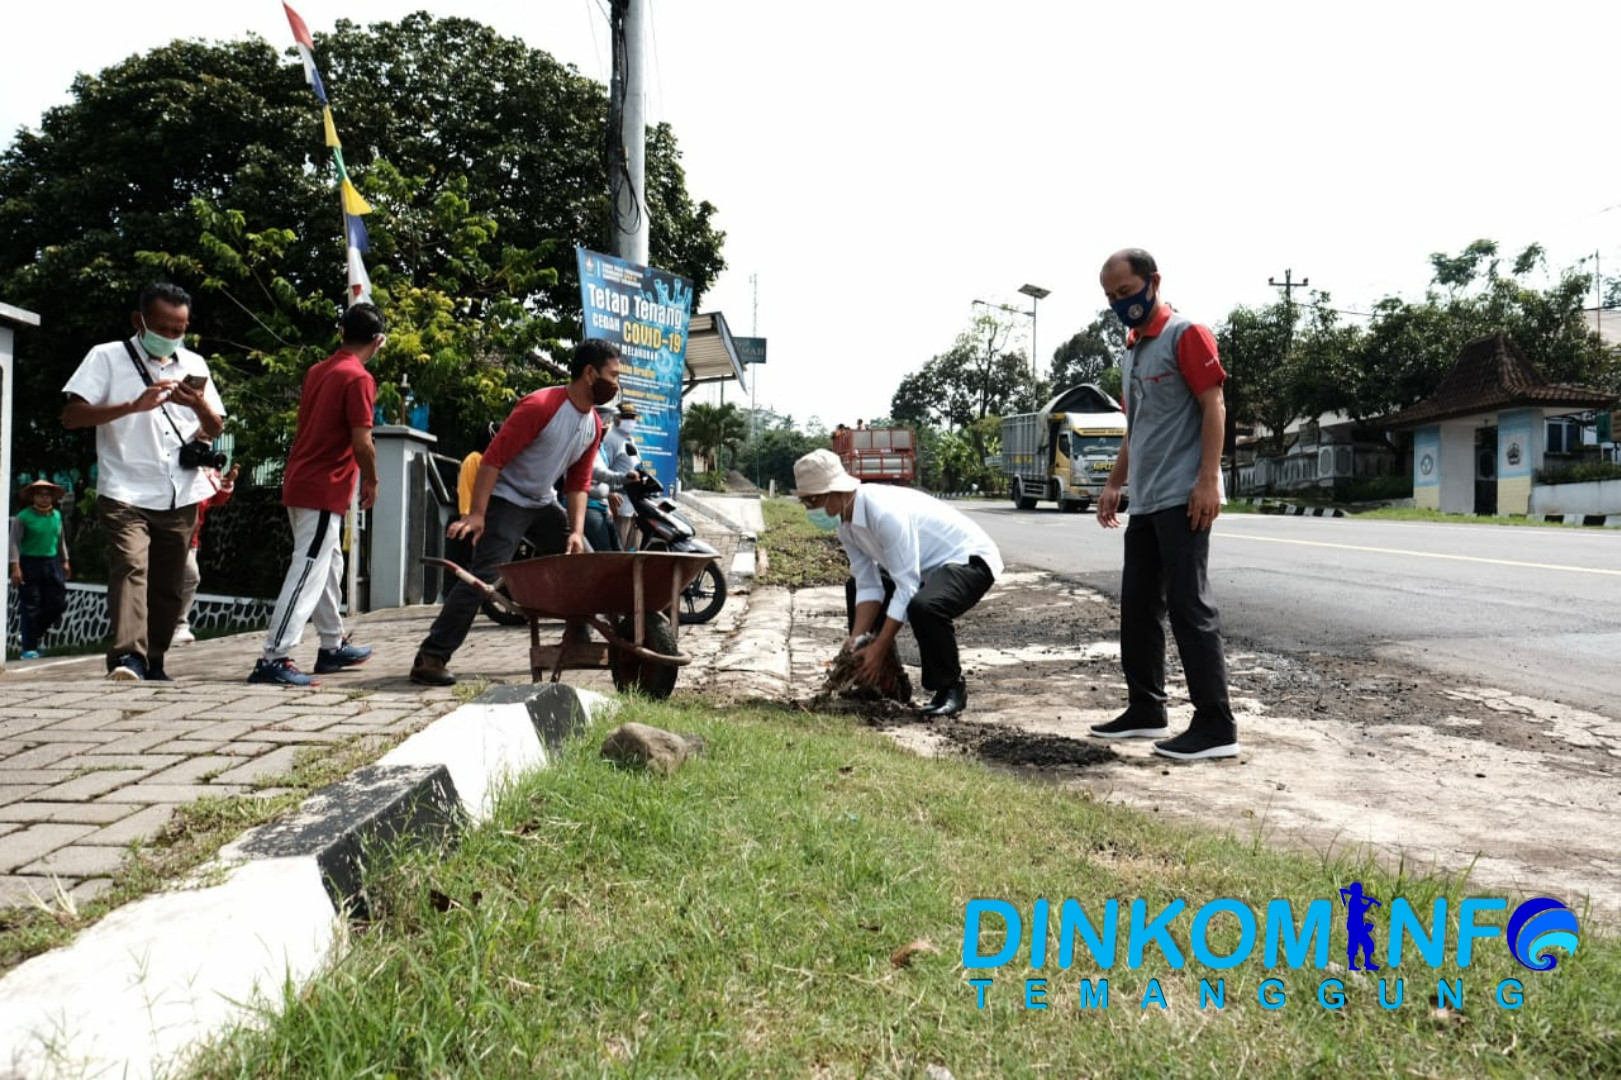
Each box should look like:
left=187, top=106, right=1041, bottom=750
left=624, top=474, right=727, bottom=625
left=480, top=478, right=726, bottom=626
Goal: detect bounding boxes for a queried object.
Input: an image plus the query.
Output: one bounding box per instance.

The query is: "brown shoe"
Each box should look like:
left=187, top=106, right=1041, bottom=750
left=410, top=652, right=457, bottom=687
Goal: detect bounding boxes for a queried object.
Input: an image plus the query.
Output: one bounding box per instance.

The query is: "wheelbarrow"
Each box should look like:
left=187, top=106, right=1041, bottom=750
left=424, top=551, right=716, bottom=699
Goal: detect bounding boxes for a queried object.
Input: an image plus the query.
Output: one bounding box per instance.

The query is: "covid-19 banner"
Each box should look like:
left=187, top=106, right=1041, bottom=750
left=577, top=246, right=694, bottom=489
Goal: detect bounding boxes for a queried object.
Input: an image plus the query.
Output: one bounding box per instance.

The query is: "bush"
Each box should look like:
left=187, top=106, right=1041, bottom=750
left=689, top=471, right=727, bottom=493
left=1534, top=460, right=1621, bottom=486
left=1333, top=475, right=1413, bottom=502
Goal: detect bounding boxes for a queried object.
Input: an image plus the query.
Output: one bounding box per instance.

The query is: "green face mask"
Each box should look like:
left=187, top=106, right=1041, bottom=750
left=139, top=317, right=183, bottom=359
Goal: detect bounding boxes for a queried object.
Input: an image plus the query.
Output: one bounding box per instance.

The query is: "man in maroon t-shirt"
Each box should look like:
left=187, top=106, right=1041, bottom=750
left=248, top=304, right=382, bottom=686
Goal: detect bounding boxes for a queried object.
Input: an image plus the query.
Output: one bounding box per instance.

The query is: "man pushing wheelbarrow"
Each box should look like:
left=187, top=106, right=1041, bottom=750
left=409, top=339, right=622, bottom=687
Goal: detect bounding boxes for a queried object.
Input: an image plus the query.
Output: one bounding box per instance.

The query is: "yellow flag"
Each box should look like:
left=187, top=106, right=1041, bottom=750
left=341, top=179, right=372, bottom=216
left=322, top=107, right=341, bottom=148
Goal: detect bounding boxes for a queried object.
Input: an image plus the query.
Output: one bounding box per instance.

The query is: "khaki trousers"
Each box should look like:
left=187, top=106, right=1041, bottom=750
left=98, top=496, right=198, bottom=672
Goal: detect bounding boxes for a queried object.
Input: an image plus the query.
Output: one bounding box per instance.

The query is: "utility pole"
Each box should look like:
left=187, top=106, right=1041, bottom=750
left=609, top=0, right=648, bottom=266
left=1268, top=268, right=1310, bottom=313
left=751, top=272, right=761, bottom=487
left=1269, top=268, right=1309, bottom=349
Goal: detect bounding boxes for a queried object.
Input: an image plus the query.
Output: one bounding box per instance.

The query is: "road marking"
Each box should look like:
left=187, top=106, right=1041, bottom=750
left=1224, top=533, right=1621, bottom=576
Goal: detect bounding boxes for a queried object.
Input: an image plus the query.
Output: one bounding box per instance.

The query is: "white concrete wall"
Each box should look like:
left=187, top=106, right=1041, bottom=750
left=1530, top=478, right=1621, bottom=516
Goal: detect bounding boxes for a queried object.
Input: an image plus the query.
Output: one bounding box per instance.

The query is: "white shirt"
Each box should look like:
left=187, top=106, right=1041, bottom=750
left=62, top=337, right=227, bottom=512
left=840, top=484, right=1003, bottom=625
left=601, top=427, right=642, bottom=518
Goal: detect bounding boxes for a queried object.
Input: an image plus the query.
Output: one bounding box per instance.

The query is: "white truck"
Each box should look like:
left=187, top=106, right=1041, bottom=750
left=1000, top=383, right=1128, bottom=512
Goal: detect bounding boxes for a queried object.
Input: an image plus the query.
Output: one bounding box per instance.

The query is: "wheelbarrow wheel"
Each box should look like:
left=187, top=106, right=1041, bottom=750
left=609, top=611, right=680, bottom=699
left=678, top=561, right=727, bottom=625
left=481, top=579, right=526, bottom=626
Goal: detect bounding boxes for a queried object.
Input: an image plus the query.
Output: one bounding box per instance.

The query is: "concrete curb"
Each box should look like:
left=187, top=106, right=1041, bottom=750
left=1526, top=513, right=1621, bottom=527
left=676, top=491, right=753, bottom=535
left=0, top=683, right=610, bottom=1080
left=1243, top=499, right=1347, bottom=518
left=674, top=493, right=761, bottom=589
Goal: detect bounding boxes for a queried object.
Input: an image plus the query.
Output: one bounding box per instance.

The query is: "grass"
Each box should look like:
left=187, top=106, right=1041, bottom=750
left=0, top=732, right=409, bottom=973
left=1346, top=507, right=1585, bottom=527
left=758, top=497, right=851, bottom=588
left=187, top=698, right=1619, bottom=1079
left=1237, top=500, right=1586, bottom=528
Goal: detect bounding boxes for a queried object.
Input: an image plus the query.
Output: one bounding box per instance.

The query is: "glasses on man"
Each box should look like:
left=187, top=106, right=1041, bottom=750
left=798, top=493, right=830, bottom=509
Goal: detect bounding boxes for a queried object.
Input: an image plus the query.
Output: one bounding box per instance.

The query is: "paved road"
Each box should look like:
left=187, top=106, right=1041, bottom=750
left=955, top=502, right=1621, bottom=720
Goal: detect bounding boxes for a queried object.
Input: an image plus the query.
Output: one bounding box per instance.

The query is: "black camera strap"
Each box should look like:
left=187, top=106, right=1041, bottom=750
left=121, top=338, right=192, bottom=446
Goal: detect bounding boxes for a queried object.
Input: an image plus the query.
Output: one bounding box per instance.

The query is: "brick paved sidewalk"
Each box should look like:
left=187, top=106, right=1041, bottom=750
left=0, top=521, right=747, bottom=911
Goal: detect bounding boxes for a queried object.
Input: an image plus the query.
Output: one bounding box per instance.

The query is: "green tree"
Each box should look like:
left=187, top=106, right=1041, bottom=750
left=741, top=414, right=825, bottom=492
left=1215, top=303, right=1299, bottom=456
left=0, top=14, right=725, bottom=476
left=683, top=401, right=747, bottom=473
left=890, top=313, right=1038, bottom=431
left=1048, top=309, right=1125, bottom=391
left=139, top=180, right=563, bottom=471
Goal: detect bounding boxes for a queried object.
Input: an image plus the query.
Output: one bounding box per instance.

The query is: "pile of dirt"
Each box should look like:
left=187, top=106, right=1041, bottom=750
left=724, top=470, right=760, bottom=493
left=939, top=720, right=1119, bottom=769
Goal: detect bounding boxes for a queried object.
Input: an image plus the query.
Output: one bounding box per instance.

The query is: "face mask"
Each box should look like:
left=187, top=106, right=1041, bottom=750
left=1109, top=281, right=1156, bottom=329
left=591, top=372, right=619, bottom=406
left=139, top=317, right=184, bottom=359
left=807, top=504, right=841, bottom=532
left=617, top=420, right=637, bottom=435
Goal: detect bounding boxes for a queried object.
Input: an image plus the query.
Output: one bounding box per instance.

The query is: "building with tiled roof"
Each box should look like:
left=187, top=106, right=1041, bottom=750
left=1386, top=333, right=1616, bottom=515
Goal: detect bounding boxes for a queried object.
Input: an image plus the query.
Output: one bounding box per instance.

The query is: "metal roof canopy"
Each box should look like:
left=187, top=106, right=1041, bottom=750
left=684, top=311, right=747, bottom=395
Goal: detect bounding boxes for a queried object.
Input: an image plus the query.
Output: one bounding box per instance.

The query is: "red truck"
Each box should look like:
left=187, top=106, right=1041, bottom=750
left=832, top=426, right=915, bottom=484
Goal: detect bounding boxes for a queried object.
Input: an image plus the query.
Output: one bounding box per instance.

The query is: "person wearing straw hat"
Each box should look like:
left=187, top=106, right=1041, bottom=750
left=9, top=479, right=72, bottom=659
left=792, top=449, right=1001, bottom=719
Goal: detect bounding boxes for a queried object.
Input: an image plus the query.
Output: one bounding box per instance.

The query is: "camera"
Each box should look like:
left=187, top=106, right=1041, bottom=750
left=179, top=440, right=228, bottom=471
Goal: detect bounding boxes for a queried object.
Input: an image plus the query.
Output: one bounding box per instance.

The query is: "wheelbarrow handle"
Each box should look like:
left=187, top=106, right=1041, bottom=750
left=421, top=556, right=522, bottom=616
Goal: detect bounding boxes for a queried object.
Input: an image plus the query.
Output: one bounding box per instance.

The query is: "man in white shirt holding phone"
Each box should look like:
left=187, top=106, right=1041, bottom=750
left=62, top=282, right=226, bottom=681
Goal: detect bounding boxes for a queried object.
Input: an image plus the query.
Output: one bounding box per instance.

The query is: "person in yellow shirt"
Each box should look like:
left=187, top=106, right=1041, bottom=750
left=458, top=422, right=500, bottom=515
left=446, top=422, right=499, bottom=595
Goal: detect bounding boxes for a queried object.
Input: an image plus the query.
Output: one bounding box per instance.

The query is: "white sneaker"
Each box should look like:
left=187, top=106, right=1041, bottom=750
left=172, top=628, right=196, bottom=645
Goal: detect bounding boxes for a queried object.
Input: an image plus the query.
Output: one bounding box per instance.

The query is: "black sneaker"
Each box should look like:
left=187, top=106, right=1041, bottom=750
left=315, top=640, right=373, bottom=674
left=1089, top=711, right=1168, bottom=740
left=107, top=653, right=147, bottom=682
left=248, top=657, right=320, bottom=687
left=146, top=665, right=173, bottom=682
left=1152, top=728, right=1240, bottom=761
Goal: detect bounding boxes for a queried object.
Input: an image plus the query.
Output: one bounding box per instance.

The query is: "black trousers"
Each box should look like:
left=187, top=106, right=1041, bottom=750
left=845, top=556, right=995, bottom=691
left=419, top=497, right=570, bottom=662
left=1120, top=505, right=1235, bottom=736
left=18, top=556, right=67, bottom=651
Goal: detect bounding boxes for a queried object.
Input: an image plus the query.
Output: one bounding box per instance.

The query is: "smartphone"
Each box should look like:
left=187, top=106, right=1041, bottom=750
left=182, top=374, right=208, bottom=390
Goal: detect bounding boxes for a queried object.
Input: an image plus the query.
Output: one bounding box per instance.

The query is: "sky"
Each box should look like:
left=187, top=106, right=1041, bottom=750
left=4, top=1, right=1620, bottom=430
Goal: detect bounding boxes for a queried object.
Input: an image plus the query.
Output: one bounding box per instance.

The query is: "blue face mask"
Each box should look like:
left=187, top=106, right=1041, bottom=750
left=1109, top=281, right=1156, bottom=329
left=807, top=505, right=841, bottom=532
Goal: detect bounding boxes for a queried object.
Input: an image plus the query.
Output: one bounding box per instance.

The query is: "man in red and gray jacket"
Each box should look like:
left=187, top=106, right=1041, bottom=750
left=1089, top=248, right=1239, bottom=762
left=409, top=339, right=620, bottom=686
